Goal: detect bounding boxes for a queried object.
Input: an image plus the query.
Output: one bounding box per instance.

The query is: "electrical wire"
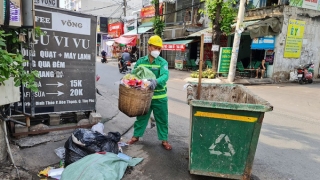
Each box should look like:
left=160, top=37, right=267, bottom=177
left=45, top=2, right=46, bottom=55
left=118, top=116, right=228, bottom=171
left=79, top=4, right=119, bottom=12
left=118, top=1, right=204, bottom=22
left=109, top=6, right=122, bottom=17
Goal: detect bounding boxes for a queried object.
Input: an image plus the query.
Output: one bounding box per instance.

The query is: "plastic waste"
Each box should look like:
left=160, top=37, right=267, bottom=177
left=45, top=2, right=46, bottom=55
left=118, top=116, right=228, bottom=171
left=117, top=153, right=132, bottom=161
left=48, top=168, right=64, bottom=177
left=54, top=147, right=65, bottom=159
left=91, top=123, right=105, bottom=135
left=38, top=166, right=53, bottom=177
left=64, top=129, right=121, bottom=166
left=132, top=66, right=156, bottom=80
left=289, top=71, right=298, bottom=81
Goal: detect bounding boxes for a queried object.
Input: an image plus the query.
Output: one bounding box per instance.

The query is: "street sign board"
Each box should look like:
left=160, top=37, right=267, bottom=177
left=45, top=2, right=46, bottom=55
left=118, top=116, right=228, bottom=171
left=204, top=33, right=212, bottom=43
left=19, top=6, right=97, bottom=114
left=34, top=0, right=59, bottom=7
left=217, top=47, right=232, bottom=76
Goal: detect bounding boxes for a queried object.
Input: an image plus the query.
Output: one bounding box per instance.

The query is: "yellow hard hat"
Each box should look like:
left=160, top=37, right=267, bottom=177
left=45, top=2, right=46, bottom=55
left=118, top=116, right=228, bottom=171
left=148, top=35, right=163, bottom=48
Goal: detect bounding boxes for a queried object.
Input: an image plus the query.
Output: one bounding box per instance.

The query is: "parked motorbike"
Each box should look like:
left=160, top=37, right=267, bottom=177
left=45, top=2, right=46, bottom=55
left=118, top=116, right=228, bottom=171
left=297, top=62, right=314, bottom=84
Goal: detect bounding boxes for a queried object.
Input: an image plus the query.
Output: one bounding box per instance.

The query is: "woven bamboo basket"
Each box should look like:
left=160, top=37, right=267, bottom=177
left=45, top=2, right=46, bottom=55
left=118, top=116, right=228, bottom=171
left=118, top=84, right=154, bottom=117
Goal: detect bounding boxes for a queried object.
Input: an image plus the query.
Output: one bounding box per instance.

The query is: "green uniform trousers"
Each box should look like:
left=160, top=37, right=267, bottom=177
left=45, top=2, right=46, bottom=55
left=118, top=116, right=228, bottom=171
left=133, top=97, right=168, bottom=141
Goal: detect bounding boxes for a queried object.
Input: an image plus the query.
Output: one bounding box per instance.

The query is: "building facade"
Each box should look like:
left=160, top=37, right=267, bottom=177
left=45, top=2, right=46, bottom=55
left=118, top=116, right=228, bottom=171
left=236, top=5, right=320, bottom=82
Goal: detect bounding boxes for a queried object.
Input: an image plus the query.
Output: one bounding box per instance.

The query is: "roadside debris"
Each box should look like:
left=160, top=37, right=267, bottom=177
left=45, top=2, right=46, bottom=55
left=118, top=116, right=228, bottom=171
left=38, top=167, right=64, bottom=180
left=64, top=129, right=121, bottom=166
left=117, top=153, right=132, bottom=161
left=91, top=122, right=105, bottom=135
left=48, top=168, right=64, bottom=180
left=61, top=153, right=143, bottom=180
left=38, top=166, right=52, bottom=177
left=43, top=124, right=144, bottom=180
left=54, top=147, right=65, bottom=160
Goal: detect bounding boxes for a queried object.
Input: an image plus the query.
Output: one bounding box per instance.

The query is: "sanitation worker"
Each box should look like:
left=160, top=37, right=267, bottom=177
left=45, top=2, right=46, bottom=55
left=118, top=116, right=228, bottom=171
left=127, top=35, right=172, bottom=150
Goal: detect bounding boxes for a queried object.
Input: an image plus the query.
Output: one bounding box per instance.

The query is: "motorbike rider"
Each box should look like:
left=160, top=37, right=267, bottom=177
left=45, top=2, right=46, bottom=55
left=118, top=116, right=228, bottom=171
left=101, top=50, right=107, bottom=62
left=119, top=49, right=131, bottom=69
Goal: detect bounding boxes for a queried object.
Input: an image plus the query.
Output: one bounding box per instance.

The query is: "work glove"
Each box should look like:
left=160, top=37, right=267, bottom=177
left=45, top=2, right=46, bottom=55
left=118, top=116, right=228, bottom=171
left=148, top=79, right=157, bottom=90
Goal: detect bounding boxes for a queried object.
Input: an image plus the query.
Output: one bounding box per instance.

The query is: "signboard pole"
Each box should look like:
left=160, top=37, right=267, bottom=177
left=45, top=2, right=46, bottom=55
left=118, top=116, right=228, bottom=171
left=28, top=29, right=35, bottom=116
left=197, top=34, right=204, bottom=100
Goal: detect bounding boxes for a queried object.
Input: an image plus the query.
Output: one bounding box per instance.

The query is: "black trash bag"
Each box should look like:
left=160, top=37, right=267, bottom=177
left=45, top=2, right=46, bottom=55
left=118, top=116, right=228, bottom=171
left=64, top=136, right=90, bottom=166
left=101, top=132, right=121, bottom=154
left=64, top=129, right=121, bottom=166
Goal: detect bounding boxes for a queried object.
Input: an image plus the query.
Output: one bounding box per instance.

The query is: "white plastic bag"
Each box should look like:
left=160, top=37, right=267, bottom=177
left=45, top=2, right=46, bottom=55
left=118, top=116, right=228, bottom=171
left=91, top=122, right=105, bottom=135
left=54, top=147, right=65, bottom=159
left=289, top=71, right=297, bottom=81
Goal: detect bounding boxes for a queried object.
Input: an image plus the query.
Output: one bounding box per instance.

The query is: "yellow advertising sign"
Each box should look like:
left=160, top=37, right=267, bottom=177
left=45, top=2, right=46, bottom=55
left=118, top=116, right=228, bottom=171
left=284, top=19, right=306, bottom=58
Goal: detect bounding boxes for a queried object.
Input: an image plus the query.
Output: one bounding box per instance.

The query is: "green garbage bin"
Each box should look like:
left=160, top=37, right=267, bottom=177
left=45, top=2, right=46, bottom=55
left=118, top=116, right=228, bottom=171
left=187, top=83, right=273, bottom=180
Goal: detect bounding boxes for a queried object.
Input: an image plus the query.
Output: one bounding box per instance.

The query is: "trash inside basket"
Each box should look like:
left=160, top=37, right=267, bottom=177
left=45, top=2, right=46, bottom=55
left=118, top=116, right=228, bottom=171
left=118, top=84, right=154, bottom=117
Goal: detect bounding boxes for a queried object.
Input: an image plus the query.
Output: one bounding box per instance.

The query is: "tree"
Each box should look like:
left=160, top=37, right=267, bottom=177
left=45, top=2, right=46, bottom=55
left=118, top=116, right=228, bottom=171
left=152, top=0, right=165, bottom=37
left=200, top=0, right=237, bottom=72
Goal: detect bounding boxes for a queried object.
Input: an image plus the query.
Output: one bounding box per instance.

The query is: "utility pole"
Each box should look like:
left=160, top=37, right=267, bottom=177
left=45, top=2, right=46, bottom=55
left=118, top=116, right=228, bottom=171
left=227, top=0, right=246, bottom=82
left=123, top=0, right=127, bottom=17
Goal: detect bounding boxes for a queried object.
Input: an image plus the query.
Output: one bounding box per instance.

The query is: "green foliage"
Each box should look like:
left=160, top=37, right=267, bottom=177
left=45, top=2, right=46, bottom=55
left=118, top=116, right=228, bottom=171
left=199, top=0, right=237, bottom=35
left=152, top=16, right=165, bottom=37
left=34, top=26, right=45, bottom=37
left=151, top=0, right=165, bottom=37
left=0, top=29, right=39, bottom=92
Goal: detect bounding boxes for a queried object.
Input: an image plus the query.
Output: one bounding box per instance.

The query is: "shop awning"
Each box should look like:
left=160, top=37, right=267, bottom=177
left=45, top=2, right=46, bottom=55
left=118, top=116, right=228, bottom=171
left=106, top=41, right=114, bottom=46
left=162, top=39, right=194, bottom=51
left=114, top=36, right=136, bottom=46
left=246, top=17, right=283, bottom=39
left=188, top=28, right=211, bottom=37
left=122, top=26, right=153, bottom=36
left=251, top=36, right=275, bottom=50
left=231, top=20, right=260, bottom=29
left=139, top=22, right=153, bottom=27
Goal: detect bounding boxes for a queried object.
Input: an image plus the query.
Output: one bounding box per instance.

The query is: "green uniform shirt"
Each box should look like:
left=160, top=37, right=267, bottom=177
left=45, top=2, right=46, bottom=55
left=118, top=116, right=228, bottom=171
left=133, top=55, right=169, bottom=99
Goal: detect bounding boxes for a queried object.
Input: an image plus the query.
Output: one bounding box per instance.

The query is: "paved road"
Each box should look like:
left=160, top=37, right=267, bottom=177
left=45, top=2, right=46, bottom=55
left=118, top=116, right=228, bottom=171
left=96, top=61, right=320, bottom=180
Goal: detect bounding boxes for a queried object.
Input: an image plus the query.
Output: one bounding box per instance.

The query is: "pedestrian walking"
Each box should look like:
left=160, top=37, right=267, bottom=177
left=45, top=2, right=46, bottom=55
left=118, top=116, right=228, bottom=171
left=127, top=35, right=172, bottom=150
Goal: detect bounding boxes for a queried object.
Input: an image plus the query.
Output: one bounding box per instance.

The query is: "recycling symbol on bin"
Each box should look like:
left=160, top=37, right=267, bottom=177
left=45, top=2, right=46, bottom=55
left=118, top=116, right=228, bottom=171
left=209, top=134, right=236, bottom=157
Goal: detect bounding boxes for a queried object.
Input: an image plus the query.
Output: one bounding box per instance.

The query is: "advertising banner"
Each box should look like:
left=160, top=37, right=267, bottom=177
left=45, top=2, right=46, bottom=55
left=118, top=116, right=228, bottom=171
left=20, top=6, right=97, bottom=114
left=99, top=17, right=108, bottom=33
left=290, top=0, right=320, bottom=11
left=123, top=15, right=137, bottom=33
left=162, top=44, right=186, bottom=51
left=108, top=22, right=124, bottom=38
left=217, top=47, right=232, bottom=75
left=251, top=36, right=275, bottom=50
left=140, top=3, right=163, bottom=18
left=284, top=19, right=306, bottom=58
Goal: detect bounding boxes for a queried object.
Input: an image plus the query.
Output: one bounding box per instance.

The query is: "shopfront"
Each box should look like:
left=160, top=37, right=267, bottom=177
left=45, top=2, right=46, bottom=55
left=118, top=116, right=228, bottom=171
left=251, top=36, right=275, bottom=78
left=161, top=40, right=194, bottom=69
